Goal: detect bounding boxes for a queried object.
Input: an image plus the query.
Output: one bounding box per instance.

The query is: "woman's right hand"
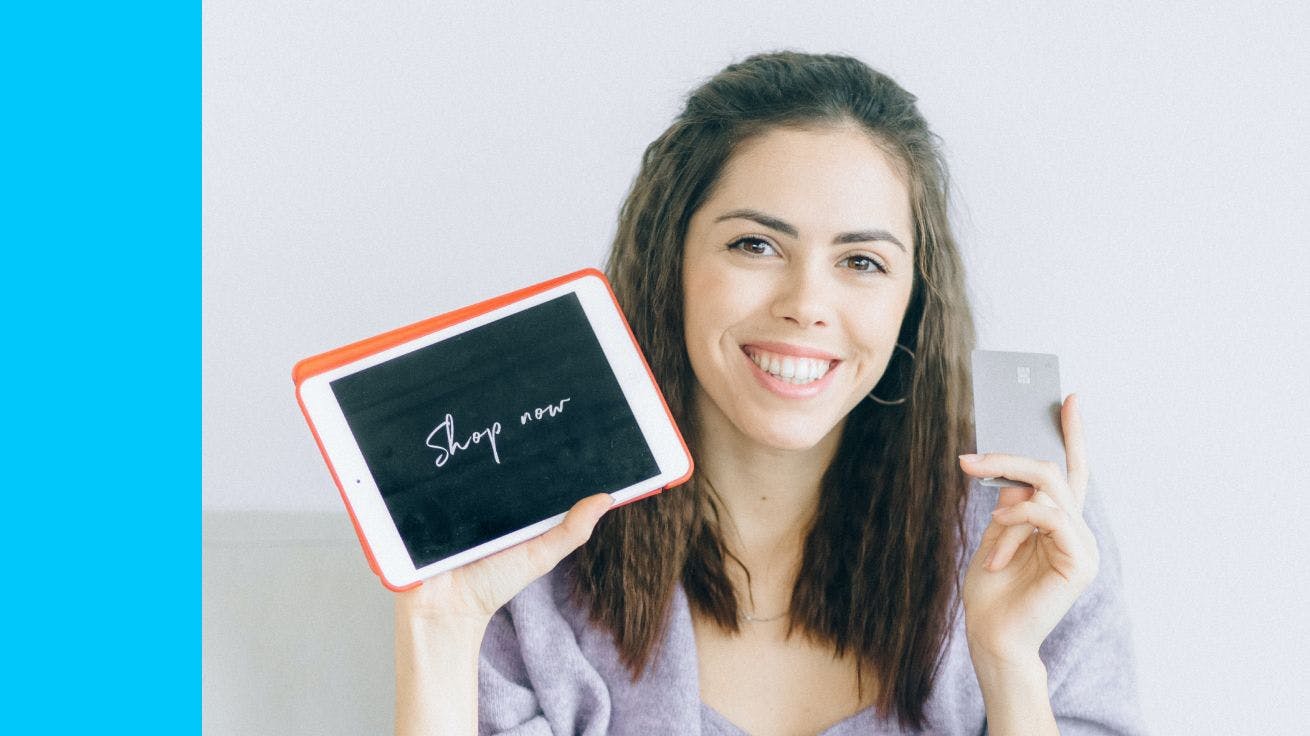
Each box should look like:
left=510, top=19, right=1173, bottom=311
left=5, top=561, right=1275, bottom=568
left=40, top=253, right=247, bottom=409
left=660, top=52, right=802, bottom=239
left=394, top=494, right=613, bottom=735
left=394, top=493, right=615, bottom=627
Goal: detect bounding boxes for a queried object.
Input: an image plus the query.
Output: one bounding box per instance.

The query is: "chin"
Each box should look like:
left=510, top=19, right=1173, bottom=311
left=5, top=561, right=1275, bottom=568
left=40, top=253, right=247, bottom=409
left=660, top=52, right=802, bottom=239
left=741, top=414, right=841, bottom=452
left=757, top=434, right=828, bottom=452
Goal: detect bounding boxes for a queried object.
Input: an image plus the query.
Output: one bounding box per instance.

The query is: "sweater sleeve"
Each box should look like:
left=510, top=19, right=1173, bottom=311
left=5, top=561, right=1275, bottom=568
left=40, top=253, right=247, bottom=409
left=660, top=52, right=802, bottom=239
left=1038, top=476, right=1150, bottom=735
left=476, top=569, right=612, bottom=736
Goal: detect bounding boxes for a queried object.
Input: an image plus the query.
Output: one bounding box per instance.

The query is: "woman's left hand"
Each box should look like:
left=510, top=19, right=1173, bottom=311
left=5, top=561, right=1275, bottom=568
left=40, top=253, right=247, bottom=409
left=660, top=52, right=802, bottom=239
left=959, top=394, right=1100, bottom=666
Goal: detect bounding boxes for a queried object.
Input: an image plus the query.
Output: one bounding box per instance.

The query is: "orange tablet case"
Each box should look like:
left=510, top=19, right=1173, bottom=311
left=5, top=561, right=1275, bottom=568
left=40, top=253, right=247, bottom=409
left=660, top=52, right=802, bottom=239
left=292, top=267, right=694, bottom=591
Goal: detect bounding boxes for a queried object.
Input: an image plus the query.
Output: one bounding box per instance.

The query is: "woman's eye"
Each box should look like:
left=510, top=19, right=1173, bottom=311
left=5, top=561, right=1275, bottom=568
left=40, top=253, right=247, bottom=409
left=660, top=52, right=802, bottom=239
left=842, top=254, right=887, bottom=274
left=727, top=237, right=777, bottom=257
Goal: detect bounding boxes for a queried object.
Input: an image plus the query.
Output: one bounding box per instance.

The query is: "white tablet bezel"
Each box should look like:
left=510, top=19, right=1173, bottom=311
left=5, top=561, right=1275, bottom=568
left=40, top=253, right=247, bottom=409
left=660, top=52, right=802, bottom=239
left=297, top=272, right=691, bottom=588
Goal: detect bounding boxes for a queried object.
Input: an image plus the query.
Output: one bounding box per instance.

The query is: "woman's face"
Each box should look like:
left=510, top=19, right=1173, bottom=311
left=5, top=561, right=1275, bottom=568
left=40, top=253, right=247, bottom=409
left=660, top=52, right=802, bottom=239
left=682, top=123, right=916, bottom=452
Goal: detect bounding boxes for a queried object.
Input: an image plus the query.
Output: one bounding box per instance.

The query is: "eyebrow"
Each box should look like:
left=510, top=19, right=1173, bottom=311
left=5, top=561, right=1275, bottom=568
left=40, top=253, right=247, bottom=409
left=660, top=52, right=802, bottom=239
left=713, top=208, right=909, bottom=255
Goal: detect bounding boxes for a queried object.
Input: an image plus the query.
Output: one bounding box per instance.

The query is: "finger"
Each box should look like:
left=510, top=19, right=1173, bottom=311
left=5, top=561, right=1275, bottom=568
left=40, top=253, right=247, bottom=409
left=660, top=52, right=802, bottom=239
left=517, top=493, right=616, bottom=578
left=988, top=491, right=1081, bottom=567
left=975, top=486, right=1032, bottom=563
left=469, top=493, right=615, bottom=605
left=959, top=453, right=1074, bottom=513
left=984, top=517, right=1037, bottom=571
left=1062, top=394, right=1090, bottom=510
left=997, top=485, right=1034, bottom=510
left=980, top=487, right=1035, bottom=571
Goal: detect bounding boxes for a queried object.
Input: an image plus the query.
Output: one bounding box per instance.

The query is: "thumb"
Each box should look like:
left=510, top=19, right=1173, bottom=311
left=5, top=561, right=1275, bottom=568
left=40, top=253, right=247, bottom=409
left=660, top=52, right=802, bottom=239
left=516, top=493, right=615, bottom=578
left=454, top=493, right=616, bottom=618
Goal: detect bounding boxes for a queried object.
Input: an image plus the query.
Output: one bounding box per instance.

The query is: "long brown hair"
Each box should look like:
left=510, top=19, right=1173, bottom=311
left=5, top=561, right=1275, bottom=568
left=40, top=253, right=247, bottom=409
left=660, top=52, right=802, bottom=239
left=571, top=50, right=977, bottom=731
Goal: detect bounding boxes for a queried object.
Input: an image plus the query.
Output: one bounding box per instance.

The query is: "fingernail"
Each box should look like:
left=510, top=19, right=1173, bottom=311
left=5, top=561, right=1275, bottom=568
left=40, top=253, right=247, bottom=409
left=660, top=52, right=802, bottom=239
left=959, top=454, right=981, bottom=463
left=990, top=507, right=1007, bottom=517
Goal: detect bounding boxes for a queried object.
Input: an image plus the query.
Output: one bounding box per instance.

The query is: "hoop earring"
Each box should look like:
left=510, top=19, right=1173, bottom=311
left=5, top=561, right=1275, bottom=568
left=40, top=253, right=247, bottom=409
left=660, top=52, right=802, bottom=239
left=867, top=343, right=915, bottom=406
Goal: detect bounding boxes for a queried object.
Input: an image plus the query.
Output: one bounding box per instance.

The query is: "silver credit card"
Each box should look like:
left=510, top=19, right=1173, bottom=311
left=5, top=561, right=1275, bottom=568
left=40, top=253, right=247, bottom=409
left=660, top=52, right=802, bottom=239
left=971, top=350, right=1065, bottom=489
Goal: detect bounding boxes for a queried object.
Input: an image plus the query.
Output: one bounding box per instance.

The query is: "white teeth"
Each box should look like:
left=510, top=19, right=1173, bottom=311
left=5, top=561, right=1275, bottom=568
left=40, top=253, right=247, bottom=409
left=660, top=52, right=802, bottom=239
left=746, top=348, right=833, bottom=385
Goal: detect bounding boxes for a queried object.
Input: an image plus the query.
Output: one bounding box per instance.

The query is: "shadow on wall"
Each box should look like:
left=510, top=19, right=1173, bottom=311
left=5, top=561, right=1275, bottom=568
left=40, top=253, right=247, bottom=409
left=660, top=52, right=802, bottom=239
left=203, top=511, right=395, bottom=735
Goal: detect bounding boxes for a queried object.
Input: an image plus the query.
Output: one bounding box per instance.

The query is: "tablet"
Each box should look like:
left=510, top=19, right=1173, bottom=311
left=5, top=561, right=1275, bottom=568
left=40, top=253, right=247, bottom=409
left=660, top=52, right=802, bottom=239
left=294, top=268, right=694, bottom=591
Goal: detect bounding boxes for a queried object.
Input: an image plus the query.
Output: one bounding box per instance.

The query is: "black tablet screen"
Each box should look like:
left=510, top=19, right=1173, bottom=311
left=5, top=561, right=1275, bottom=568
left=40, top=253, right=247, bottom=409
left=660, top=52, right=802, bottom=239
left=329, top=292, right=660, bottom=569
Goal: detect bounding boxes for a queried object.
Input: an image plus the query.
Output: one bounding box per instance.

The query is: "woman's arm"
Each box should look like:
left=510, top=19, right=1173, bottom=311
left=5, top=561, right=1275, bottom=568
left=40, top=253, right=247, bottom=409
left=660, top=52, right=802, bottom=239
left=968, top=649, right=1058, bottom=735
left=391, top=493, right=614, bottom=736
left=394, top=607, right=488, bottom=735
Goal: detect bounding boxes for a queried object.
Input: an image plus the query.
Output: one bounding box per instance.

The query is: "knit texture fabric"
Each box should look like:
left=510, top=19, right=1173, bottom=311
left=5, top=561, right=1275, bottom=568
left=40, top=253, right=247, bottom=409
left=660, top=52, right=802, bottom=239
left=477, top=478, right=1148, bottom=735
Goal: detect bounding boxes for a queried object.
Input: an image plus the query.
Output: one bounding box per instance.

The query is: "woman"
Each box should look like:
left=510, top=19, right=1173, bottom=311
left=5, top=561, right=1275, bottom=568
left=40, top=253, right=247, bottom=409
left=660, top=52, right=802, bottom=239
left=396, top=51, right=1145, bottom=735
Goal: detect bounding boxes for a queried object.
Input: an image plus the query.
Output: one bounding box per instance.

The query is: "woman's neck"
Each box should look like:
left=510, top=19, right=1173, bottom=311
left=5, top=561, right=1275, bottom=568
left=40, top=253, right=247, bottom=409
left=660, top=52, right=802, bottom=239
left=690, top=390, right=845, bottom=579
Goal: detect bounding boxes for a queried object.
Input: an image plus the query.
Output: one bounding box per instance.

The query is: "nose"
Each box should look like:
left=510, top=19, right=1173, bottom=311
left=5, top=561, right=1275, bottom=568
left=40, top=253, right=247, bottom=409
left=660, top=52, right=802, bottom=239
left=769, top=262, right=833, bottom=328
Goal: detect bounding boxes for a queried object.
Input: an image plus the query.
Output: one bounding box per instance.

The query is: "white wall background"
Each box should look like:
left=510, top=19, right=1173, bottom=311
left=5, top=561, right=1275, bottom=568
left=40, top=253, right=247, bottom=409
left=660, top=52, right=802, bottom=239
left=203, top=2, right=1310, bottom=733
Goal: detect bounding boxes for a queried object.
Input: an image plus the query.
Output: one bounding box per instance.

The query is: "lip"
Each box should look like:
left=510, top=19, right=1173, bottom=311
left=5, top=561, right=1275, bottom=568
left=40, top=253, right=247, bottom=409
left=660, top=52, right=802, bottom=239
left=740, top=346, right=841, bottom=399
left=740, top=341, right=841, bottom=361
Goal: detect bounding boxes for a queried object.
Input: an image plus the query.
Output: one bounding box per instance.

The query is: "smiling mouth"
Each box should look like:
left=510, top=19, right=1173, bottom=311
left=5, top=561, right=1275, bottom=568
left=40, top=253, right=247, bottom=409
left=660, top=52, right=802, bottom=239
left=741, top=346, right=837, bottom=385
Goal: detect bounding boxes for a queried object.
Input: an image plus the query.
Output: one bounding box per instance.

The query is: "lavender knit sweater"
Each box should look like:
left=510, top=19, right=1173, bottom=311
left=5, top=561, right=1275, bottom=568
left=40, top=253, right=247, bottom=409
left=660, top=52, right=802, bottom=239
left=477, top=479, right=1147, bottom=735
